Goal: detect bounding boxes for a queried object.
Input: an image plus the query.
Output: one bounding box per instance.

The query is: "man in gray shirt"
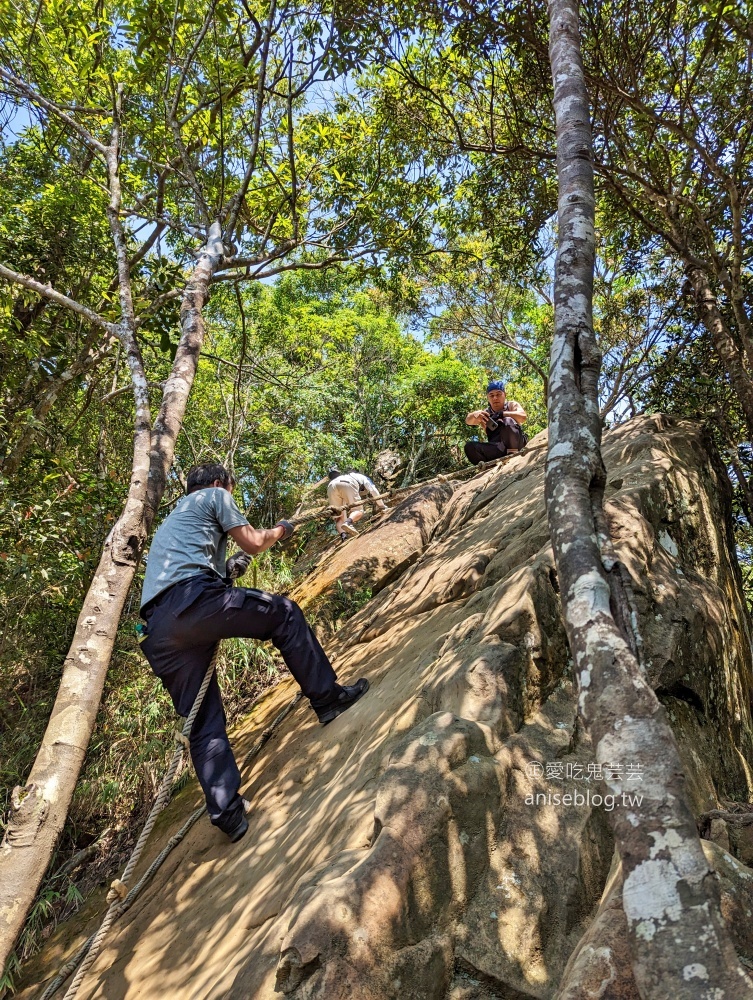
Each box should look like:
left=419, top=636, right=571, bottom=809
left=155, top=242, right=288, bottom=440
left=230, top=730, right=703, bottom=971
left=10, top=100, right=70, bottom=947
left=139, top=463, right=369, bottom=843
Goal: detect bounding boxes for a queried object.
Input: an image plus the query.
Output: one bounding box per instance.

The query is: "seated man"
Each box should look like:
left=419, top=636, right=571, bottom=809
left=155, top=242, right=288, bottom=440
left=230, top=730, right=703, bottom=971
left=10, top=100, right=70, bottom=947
left=139, top=463, right=369, bottom=843
left=464, top=379, right=527, bottom=465
left=327, top=468, right=388, bottom=541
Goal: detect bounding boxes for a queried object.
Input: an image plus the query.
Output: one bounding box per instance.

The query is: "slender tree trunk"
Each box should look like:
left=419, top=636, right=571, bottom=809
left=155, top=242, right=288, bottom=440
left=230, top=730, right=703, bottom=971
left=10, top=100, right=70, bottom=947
left=545, top=2, right=753, bottom=998
left=729, top=287, right=753, bottom=375
left=146, top=224, right=226, bottom=513
left=0, top=224, right=225, bottom=975
left=688, top=265, right=753, bottom=444
left=400, top=428, right=430, bottom=488
left=717, top=262, right=753, bottom=371
left=720, top=178, right=753, bottom=371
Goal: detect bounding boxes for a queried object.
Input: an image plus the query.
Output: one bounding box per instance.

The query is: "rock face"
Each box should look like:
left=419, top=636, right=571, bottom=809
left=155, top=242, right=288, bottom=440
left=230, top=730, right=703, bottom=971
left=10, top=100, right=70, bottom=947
left=288, top=481, right=454, bottom=621
left=372, top=449, right=404, bottom=485
left=21, top=416, right=753, bottom=1000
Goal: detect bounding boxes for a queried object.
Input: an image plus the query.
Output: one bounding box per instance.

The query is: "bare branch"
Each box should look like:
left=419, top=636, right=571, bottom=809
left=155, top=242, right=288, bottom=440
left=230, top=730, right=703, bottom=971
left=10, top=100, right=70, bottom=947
left=102, top=381, right=165, bottom=403
left=163, top=2, right=220, bottom=229
left=0, top=262, right=116, bottom=334
left=0, top=67, right=108, bottom=155
left=222, top=0, right=278, bottom=237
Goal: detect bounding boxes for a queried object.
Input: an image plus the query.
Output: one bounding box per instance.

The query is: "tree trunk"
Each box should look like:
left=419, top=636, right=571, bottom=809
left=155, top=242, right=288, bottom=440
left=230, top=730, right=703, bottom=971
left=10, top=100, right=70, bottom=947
left=400, top=428, right=430, bottom=488
left=545, top=2, right=753, bottom=998
left=687, top=265, right=753, bottom=444
left=0, top=224, right=225, bottom=974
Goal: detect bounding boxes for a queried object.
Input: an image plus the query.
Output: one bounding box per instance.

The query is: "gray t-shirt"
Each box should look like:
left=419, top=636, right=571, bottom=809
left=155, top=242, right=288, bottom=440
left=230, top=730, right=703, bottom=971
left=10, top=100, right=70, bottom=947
left=141, top=487, right=249, bottom=610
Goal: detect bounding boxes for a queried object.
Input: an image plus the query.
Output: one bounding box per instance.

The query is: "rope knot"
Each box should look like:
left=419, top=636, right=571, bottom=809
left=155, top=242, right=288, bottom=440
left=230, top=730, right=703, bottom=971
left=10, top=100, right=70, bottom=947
left=107, top=879, right=128, bottom=903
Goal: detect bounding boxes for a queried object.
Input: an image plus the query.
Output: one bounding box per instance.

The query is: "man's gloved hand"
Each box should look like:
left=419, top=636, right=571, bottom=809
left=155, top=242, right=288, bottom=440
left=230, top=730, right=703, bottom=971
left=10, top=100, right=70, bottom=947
left=225, top=551, right=252, bottom=581
left=275, top=519, right=295, bottom=540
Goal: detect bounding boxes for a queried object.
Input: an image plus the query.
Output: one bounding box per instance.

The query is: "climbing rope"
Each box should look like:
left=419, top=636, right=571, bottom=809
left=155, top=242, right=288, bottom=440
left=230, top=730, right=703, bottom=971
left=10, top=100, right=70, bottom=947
left=38, top=653, right=301, bottom=1000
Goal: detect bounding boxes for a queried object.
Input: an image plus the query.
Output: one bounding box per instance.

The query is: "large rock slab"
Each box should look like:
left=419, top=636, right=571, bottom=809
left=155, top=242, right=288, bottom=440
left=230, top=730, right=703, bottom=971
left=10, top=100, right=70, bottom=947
left=271, top=416, right=753, bottom=999
left=288, top=481, right=454, bottom=619
left=20, top=416, right=753, bottom=1000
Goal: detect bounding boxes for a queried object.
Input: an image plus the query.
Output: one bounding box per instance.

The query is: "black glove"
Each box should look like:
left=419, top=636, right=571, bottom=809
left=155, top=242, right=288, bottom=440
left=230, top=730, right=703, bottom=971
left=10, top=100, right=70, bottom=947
left=275, top=519, right=295, bottom=540
left=225, top=551, right=252, bottom=581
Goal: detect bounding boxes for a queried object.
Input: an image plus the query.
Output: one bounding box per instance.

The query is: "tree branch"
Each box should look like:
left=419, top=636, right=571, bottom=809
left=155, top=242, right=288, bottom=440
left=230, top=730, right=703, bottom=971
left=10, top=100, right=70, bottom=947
left=0, top=263, right=117, bottom=334
left=0, top=67, right=108, bottom=155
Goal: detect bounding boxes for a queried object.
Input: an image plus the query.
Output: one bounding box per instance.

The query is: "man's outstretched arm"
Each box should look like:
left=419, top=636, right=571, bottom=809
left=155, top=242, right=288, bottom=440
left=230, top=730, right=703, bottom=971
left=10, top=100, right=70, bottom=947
left=229, top=521, right=292, bottom=555
left=363, top=477, right=389, bottom=510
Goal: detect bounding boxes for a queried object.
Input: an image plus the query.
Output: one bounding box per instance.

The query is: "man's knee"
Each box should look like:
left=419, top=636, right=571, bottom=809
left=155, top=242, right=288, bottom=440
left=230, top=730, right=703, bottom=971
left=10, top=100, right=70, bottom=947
left=267, top=595, right=317, bottom=656
left=270, top=592, right=295, bottom=615
left=269, top=594, right=307, bottom=634
left=465, top=440, right=496, bottom=464
left=501, top=417, right=524, bottom=447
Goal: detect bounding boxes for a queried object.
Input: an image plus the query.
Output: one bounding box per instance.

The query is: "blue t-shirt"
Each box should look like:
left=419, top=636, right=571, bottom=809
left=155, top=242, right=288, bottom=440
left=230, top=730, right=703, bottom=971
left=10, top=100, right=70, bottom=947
left=141, top=487, right=249, bottom=610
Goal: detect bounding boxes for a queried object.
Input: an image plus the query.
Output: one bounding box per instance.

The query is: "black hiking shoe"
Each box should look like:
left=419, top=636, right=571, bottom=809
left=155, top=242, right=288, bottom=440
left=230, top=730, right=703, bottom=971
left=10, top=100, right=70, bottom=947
left=315, top=678, right=370, bottom=725
left=226, top=797, right=252, bottom=843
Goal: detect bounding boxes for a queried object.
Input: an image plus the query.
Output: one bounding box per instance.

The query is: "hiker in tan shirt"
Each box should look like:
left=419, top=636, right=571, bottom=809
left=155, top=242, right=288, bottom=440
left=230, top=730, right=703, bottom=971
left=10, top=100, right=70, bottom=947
left=327, top=468, right=388, bottom=540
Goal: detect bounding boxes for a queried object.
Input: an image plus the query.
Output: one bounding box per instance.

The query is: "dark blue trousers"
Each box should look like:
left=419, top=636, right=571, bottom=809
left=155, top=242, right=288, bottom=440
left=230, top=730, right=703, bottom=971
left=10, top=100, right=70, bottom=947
left=141, top=574, right=338, bottom=836
left=464, top=417, right=525, bottom=465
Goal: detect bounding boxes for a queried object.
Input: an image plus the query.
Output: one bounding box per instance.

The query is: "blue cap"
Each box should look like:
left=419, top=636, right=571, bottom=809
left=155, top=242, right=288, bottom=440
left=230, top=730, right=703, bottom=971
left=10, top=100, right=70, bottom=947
left=486, top=379, right=506, bottom=392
